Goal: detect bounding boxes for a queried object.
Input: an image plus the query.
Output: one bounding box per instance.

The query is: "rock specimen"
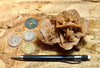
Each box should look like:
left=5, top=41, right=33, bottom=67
left=39, top=9, right=89, bottom=50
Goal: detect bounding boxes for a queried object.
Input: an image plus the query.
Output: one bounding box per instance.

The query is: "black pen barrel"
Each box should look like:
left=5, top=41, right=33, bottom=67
left=23, top=55, right=89, bottom=61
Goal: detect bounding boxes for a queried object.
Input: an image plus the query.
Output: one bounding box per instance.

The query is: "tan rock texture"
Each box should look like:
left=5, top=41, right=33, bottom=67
left=0, top=0, right=100, bottom=68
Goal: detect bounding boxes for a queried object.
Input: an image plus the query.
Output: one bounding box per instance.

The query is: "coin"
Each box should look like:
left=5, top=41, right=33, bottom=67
left=22, top=42, right=35, bottom=54
left=23, top=30, right=35, bottom=41
left=8, top=35, right=21, bottom=47
left=25, top=18, right=38, bottom=29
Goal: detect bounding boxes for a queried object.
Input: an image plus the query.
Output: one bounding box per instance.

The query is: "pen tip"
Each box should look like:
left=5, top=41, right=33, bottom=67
left=88, top=55, right=91, bottom=60
left=11, top=56, right=23, bottom=59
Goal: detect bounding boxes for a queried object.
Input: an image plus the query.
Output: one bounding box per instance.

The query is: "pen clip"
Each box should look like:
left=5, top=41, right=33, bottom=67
left=61, top=60, right=81, bottom=64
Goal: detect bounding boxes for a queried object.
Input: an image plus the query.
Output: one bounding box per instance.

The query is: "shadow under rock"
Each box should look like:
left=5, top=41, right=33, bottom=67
left=35, top=38, right=55, bottom=51
left=73, top=38, right=87, bottom=51
left=35, top=37, right=87, bottom=55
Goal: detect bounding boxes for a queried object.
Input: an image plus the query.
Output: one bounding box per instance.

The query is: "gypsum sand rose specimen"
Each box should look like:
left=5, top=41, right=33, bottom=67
left=39, top=9, right=90, bottom=50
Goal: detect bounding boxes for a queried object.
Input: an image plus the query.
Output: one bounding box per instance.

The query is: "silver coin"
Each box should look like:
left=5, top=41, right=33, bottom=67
left=8, top=35, right=22, bottom=47
left=23, top=30, right=35, bottom=41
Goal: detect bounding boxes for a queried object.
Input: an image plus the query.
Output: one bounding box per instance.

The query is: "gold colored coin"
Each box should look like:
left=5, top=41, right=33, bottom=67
left=22, top=42, right=35, bottom=54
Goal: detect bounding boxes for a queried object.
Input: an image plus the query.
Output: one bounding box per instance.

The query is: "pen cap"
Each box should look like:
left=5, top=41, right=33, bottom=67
left=81, top=55, right=91, bottom=61
left=88, top=55, right=91, bottom=60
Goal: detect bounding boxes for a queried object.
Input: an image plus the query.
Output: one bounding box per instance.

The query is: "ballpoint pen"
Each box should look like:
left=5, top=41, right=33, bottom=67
left=11, top=55, right=91, bottom=63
